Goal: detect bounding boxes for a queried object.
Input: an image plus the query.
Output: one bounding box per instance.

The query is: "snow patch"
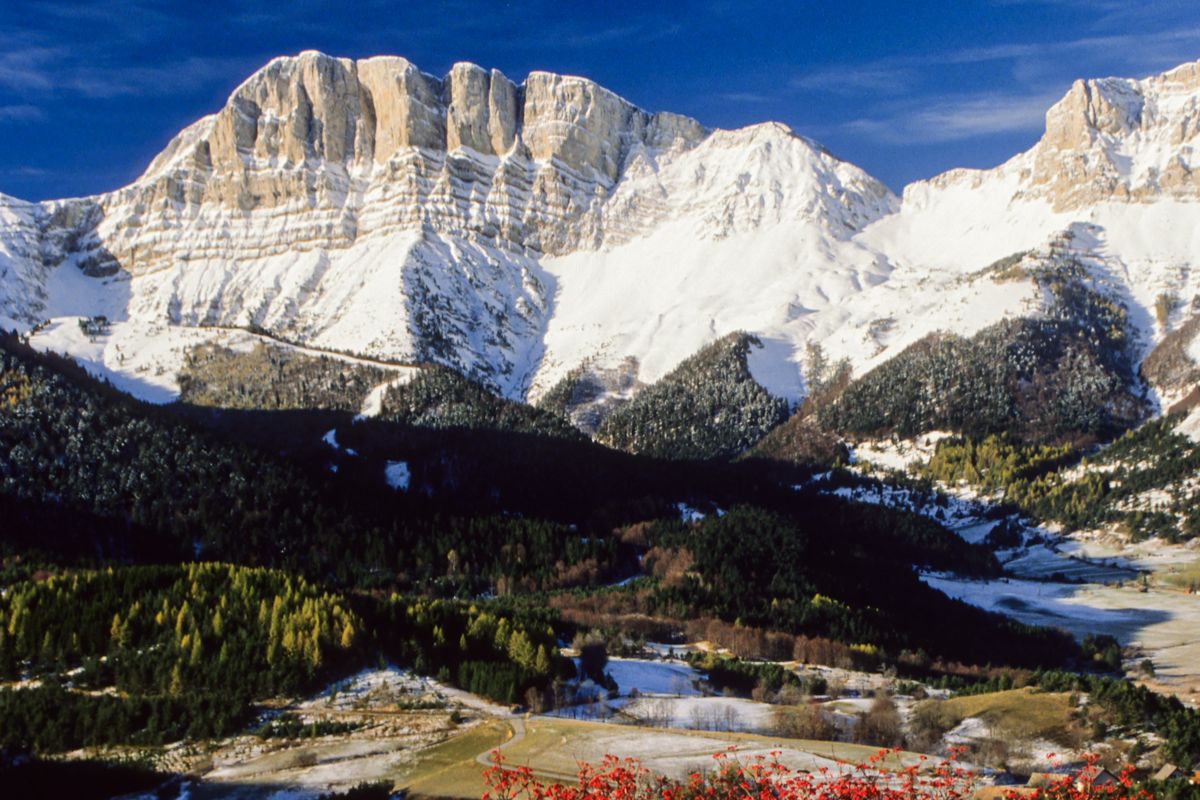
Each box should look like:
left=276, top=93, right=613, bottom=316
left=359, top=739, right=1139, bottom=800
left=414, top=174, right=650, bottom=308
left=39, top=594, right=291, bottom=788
left=356, top=368, right=421, bottom=419
left=850, top=432, right=954, bottom=472
left=1178, top=405, right=1200, bottom=444
left=384, top=461, right=410, bottom=491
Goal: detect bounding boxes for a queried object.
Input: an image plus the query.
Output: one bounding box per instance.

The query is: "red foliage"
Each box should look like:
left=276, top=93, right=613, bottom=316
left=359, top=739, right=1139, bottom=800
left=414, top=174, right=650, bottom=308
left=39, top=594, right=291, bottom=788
left=480, top=748, right=1153, bottom=800
left=1012, top=755, right=1153, bottom=800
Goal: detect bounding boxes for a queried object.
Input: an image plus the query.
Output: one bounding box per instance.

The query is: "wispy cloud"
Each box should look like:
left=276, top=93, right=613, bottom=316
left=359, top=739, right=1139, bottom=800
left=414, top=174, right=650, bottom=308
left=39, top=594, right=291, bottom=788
left=792, top=20, right=1200, bottom=147
left=0, top=37, right=260, bottom=101
left=988, top=0, right=1128, bottom=8
left=795, top=25, right=1200, bottom=88
left=933, top=26, right=1200, bottom=72
left=1, top=165, right=50, bottom=177
left=718, top=91, right=774, bottom=104
left=844, top=89, right=1061, bottom=144
left=27, top=0, right=181, bottom=38
left=0, top=46, right=62, bottom=93
left=0, top=5, right=259, bottom=102
left=986, top=0, right=1191, bottom=24
left=58, top=56, right=257, bottom=99
left=791, top=65, right=916, bottom=95
left=0, top=104, right=43, bottom=122
left=561, top=23, right=682, bottom=48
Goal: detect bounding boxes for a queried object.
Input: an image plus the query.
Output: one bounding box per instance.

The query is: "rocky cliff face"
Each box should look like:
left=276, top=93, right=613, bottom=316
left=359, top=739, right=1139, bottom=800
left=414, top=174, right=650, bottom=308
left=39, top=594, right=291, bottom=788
left=89, top=50, right=712, bottom=269
left=1025, top=61, right=1200, bottom=209
left=0, top=195, right=46, bottom=325
left=917, top=60, right=1200, bottom=211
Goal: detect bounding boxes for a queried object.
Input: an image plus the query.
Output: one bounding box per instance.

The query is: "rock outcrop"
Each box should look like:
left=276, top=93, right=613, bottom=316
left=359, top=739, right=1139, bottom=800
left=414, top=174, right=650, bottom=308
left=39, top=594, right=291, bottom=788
left=1023, top=60, right=1200, bottom=209
left=0, top=194, right=46, bottom=326
left=86, top=51, right=715, bottom=267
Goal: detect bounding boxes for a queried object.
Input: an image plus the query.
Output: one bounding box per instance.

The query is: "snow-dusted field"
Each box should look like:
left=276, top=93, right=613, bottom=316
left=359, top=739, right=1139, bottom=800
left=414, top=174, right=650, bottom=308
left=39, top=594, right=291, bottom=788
left=501, top=717, right=926, bottom=785
left=924, top=573, right=1200, bottom=692
left=606, top=658, right=705, bottom=696
left=550, top=657, right=788, bottom=734
left=301, top=666, right=513, bottom=718
left=850, top=433, right=955, bottom=474
left=944, top=717, right=1065, bottom=767
left=999, top=546, right=1136, bottom=583
left=628, top=696, right=777, bottom=732
left=27, top=315, right=414, bottom=406
left=124, top=666, right=493, bottom=799
left=383, top=461, right=410, bottom=491
left=30, top=317, right=227, bottom=403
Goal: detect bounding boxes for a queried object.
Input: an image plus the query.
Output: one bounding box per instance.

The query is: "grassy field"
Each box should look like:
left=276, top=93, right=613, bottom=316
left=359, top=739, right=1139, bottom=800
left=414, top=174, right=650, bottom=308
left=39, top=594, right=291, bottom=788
left=1159, top=558, right=1200, bottom=593
left=392, top=719, right=514, bottom=799
left=935, top=688, right=1075, bottom=745
left=395, top=716, right=926, bottom=798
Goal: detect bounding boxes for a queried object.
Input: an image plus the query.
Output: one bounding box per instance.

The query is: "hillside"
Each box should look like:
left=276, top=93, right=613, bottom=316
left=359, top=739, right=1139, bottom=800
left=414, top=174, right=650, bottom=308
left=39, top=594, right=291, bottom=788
left=0, top=330, right=1087, bottom=674
left=177, top=341, right=392, bottom=412
left=0, top=331, right=615, bottom=590
left=920, top=413, right=1200, bottom=542
left=820, top=249, right=1145, bottom=444
left=378, top=364, right=581, bottom=439
left=594, top=333, right=789, bottom=459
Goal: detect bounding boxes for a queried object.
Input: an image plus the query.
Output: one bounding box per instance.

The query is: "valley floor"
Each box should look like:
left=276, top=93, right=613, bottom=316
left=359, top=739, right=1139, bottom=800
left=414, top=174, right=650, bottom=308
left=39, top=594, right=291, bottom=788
left=837, top=442, right=1200, bottom=708
left=89, top=654, right=1103, bottom=799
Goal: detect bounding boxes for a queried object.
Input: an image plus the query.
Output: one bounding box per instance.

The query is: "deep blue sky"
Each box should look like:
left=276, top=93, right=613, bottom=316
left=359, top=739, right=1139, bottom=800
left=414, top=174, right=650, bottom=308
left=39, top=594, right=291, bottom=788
left=2, top=0, right=1199, bottom=200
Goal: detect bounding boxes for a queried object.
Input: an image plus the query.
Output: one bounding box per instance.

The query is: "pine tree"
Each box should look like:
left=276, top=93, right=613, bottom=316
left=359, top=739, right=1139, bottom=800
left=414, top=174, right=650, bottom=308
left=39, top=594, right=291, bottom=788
left=169, top=661, right=184, bottom=696
left=493, top=618, right=511, bottom=653
left=506, top=629, right=535, bottom=671
left=533, top=644, right=552, bottom=676
left=189, top=633, right=203, bottom=667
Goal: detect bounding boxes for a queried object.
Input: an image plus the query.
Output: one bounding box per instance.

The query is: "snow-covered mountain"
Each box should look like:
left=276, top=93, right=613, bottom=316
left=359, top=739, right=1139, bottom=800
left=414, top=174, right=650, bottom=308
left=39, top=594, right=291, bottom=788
left=867, top=60, right=1200, bottom=309
left=3, top=52, right=1200, bottom=412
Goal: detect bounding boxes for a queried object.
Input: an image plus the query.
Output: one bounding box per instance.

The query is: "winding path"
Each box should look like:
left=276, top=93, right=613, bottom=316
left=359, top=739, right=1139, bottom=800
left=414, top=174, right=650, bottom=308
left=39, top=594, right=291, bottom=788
left=474, top=715, right=527, bottom=767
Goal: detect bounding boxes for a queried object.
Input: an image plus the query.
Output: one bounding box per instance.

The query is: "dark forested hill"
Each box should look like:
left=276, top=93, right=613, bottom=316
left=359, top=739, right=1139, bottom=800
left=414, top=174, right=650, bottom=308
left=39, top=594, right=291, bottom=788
left=819, top=258, right=1145, bottom=444
left=596, top=333, right=789, bottom=459
left=0, top=330, right=1081, bottom=676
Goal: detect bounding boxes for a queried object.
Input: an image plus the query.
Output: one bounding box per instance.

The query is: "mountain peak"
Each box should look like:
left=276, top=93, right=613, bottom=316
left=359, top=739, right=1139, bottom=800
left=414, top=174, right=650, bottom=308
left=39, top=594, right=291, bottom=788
left=1041, top=75, right=1146, bottom=152
left=0, top=50, right=901, bottom=398
left=146, top=50, right=713, bottom=191
left=1025, top=58, right=1200, bottom=209
left=906, top=57, right=1200, bottom=213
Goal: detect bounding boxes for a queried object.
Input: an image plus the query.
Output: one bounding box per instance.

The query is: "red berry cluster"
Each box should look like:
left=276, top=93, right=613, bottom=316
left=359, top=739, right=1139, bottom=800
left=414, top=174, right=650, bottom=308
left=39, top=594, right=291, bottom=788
left=481, top=747, right=1151, bottom=800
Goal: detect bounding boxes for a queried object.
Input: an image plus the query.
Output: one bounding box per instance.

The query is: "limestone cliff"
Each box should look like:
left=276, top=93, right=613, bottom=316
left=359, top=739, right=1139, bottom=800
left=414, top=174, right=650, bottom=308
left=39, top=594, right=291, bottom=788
left=2, top=51, right=891, bottom=397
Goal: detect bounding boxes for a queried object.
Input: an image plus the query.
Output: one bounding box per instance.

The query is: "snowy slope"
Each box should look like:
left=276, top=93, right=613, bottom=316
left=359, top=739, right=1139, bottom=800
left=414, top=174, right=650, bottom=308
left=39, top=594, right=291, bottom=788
left=859, top=59, right=1200, bottom=365
left=3, top=53, right=1200, bottom=411
left=0, top=193, right=46, bottom=331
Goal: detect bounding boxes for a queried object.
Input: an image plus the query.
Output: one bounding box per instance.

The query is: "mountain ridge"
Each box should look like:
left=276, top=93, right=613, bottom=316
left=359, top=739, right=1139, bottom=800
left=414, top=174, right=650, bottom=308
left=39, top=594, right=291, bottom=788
left=2, top=52, right=1200, bottom=422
